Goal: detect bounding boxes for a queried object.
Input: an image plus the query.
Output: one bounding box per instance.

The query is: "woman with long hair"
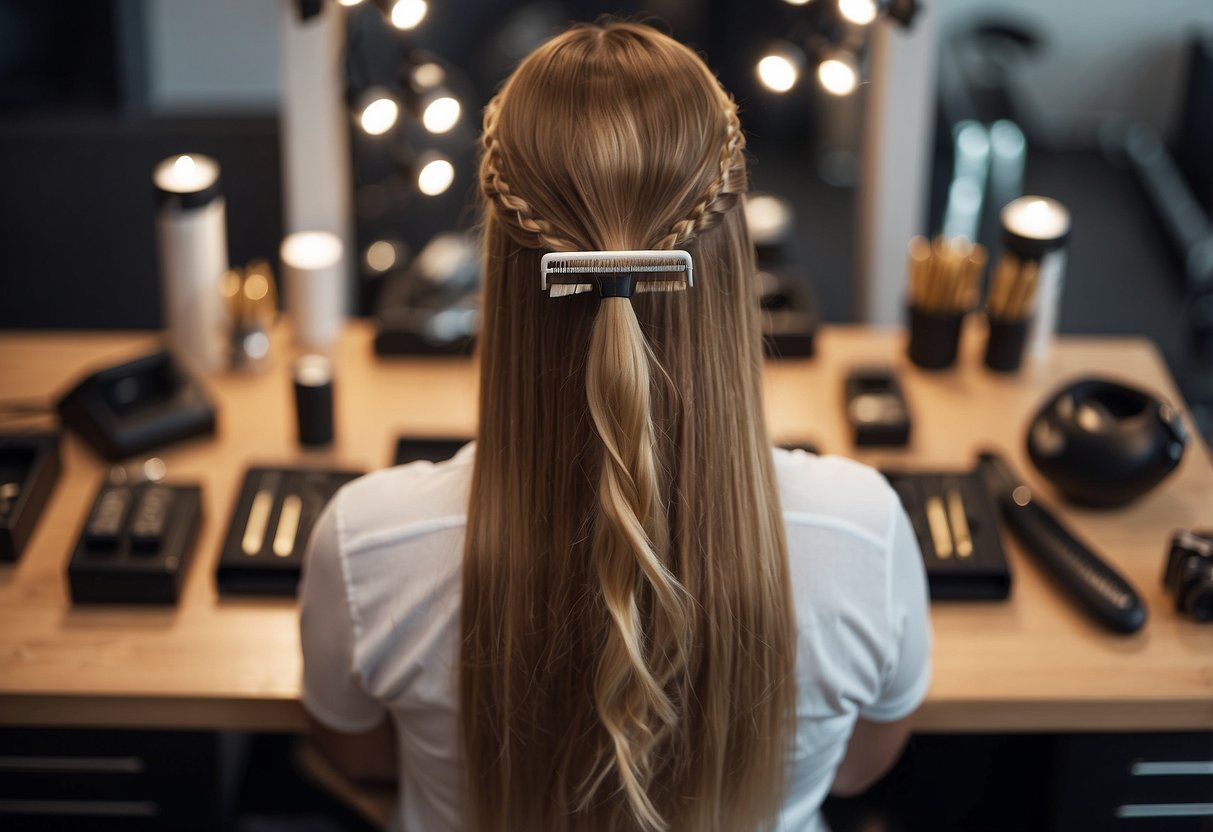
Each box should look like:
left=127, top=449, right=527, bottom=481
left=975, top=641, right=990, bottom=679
left=301, top=20, right=930, bottom=832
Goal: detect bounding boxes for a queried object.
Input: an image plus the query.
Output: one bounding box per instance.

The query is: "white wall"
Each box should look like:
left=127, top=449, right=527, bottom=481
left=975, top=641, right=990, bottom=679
left=145, top=0, right=280, bottom=111
left=937, top=0, right=1213, bottom=137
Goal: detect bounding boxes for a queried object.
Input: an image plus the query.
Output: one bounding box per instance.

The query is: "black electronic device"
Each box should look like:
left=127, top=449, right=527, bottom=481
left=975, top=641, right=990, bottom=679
left=1163, top=530, right=1213, bottom=622
left=216, top=466, right=362, bottom=596
left=1026, top=377, right=1188, bottom=507
left=67, top=479, right=202, bottom=604
left=0, top=431, right=61, bottom=562
left=394, top=437, right=470, bottom=466
left=56, top=350, right=217, bottom=461
left=845, top=367, right=911, bottom=447
left=884, top=467, right=1012, bottom=600
left=978, top=451, right=1147, bottom=634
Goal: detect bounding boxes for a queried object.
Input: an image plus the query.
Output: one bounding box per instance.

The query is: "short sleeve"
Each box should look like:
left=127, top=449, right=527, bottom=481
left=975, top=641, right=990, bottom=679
left=299, top=496, right=387, bottom=733
left=859, top=501, right=933, bottom=722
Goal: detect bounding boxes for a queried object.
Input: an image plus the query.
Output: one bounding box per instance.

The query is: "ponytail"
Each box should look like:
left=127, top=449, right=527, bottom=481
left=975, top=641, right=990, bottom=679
left=582, top=297, right=690, bottom=830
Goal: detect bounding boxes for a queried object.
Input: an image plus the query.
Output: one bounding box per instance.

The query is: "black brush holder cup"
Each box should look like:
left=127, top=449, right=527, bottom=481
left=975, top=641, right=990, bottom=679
left=985, top=315, right=1031, bottom=372
left=908, top=306, right=964, bottom=370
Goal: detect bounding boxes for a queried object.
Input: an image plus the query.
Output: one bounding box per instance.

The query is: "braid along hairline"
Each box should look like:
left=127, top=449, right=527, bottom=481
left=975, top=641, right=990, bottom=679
left=480, top=96, right=581, bottom=252
left=480, top=91, right=747, bottom=254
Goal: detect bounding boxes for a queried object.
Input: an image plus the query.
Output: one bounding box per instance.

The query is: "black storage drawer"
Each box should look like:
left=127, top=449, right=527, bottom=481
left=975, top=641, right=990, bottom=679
left=1054, top=732, right=1213, bottom=832
left=0, top=728, right=229, bottom=832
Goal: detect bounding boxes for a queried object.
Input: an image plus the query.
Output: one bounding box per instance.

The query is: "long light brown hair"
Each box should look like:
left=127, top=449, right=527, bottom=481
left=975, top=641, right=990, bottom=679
left=461, top=21, right=796, bottom=832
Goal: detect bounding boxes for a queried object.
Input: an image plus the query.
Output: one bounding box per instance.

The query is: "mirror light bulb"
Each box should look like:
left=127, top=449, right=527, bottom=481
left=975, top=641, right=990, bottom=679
left=390, top=0, right=427, bottom=30
left=839, top=0, right=877, bottom=25
left=818, top=58, right=857, bottom=96
left=757, top=55, right=799, bottom=93
left=360, top=96, right=399, bottom=136
left=422, top=96, right=461, bottom=134
left=417, top=158, right=455, bottom=196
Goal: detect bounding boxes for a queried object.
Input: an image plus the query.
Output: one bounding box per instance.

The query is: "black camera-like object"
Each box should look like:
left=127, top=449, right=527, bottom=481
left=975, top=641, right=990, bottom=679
left=1163, top=530, right=1213, bottom=621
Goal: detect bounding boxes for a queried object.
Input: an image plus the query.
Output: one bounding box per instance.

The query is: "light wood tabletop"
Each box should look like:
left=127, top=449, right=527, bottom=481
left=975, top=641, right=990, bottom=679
left=0, top=321, right=1210, bottom=733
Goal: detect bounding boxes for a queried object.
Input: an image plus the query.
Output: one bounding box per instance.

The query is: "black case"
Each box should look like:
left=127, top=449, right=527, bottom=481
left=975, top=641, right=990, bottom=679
left=56, top=350, right=216, bottom=461
left=846, top=367, right=912, bottom=447
left=0, top=431, right=61, bottom=562
left=216, top=466, right=362, bottom=596
left=67, top=481, right=202, bottom=604
left=883, top=468, right=1013, bottom=600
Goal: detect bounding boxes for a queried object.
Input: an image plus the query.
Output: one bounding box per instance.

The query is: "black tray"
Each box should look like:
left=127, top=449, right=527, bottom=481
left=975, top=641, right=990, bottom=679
left=0, top=431, right=61, bottom=563
left=67, top=481, right=202, bottom=604
left=883, top=468, right=1013, bottom=601
left=216, top=466, right=362, bottom=597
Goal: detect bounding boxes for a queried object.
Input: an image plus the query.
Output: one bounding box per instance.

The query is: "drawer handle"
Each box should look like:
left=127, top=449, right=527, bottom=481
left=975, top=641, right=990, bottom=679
left=0, top=756, right=145, bottom=774
left=1130, top=761, right=1213, bottom=777
left=0, top=799, right=158, bottom=817
left=1116, top=803, right=1213, bottom=819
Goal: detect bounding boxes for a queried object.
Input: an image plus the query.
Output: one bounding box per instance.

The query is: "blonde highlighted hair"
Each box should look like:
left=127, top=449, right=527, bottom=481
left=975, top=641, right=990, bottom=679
left=462, top=21, right=796, bottom=832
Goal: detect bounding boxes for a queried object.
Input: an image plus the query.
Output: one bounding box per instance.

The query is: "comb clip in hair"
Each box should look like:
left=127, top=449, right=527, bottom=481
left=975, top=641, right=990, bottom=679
left=540, top=250, right=694, bottom=299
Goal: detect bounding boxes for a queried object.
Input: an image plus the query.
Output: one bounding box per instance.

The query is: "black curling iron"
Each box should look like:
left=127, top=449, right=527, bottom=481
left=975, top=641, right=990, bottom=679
left=977, top=451, right=1147, bottom=634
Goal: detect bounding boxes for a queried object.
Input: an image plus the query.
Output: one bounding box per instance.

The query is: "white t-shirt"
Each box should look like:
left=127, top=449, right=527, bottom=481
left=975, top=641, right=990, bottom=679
left=300, top=443, right=931, bottom=832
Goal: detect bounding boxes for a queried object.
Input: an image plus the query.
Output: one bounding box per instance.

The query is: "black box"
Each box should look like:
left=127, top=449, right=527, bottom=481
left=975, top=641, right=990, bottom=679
left=67, top=481, right=202, bottom=604
left=0, top=431, right=62, bottom=562
left=884, top=468, right=1012, bottom=600
left=57, top=349, right=216, bottom=461
left=216, top=466, right=362, bottom=597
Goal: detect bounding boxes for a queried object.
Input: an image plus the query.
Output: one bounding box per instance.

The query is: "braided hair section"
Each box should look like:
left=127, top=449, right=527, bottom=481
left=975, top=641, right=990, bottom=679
left=651, top=100, right=747, bottom=251
left=480, top=97, right=580, bottom=252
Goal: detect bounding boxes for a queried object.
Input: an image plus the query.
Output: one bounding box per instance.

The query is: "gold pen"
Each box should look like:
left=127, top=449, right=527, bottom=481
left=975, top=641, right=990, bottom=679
left=946, top=483, right=973, bottom=559
left=925, top=495, right=954, bottom=559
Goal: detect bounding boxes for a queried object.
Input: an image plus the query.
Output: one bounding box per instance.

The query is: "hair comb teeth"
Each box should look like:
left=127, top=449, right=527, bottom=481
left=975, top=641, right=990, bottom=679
left=540, top=250, right=694, bottom=299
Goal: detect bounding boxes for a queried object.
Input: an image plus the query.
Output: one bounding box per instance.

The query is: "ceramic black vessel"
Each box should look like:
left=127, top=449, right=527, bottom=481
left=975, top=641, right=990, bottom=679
left=1027, top=377, right=1189, bottom=507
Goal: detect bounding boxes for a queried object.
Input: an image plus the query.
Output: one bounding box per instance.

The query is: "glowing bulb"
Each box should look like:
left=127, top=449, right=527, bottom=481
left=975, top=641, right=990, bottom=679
left=390, top=0, right=427, bottom=30
left=337, top=0, right=365, bottom=6
left=421, top=96, right=461, bottom=134
left=817, top=57, right=857, bottom=96
left=154, top=152, right=218, bottom=193
left=783, top=0, right=812, bottom=5
left=839, top=0, right=877, bottom=25
left=757, top=55, right=798, bottom=93
left=412, top=62, right=445, bottom=88
left=417, top=157, right=454, bottom=196
left=365, top=240, right=398, bottom=273
left=359, top=95, right=399, bottom=136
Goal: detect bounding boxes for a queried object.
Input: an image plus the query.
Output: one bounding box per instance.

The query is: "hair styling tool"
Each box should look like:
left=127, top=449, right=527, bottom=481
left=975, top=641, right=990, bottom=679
left=540, top=250, right=693, bottom=298
left=977, top=451, right=1146, bottom=634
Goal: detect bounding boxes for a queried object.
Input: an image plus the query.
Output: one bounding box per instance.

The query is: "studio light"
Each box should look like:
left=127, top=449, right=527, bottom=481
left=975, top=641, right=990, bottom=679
left=421, top=95, right=461, bottom=134
left=388, top=0, right=427, bottom=30
left=365, top=240, right=400, bottom=273
left=416, top=156, right=455, bottom=196
left=817, top=53, right=858, bottom=96
left=838, top=0, right=878, bottom=25
left=411, top=62, right=445, bottom=89
left=356, top=89, right=400, bottom=135
left=757, top=47, right=803, bottom=94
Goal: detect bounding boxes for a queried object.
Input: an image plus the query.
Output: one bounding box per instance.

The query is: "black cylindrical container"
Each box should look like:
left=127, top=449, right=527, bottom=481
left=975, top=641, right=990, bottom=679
left=908, top=305, right=964, bottom=370
left=293, top=355, right=334, bottom=446
left=984, top=315, right=1030, bottom=372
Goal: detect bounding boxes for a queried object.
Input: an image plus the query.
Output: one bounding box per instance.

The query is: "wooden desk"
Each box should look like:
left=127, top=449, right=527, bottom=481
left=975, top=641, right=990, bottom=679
left=0, top=323, right=1210, bottom=733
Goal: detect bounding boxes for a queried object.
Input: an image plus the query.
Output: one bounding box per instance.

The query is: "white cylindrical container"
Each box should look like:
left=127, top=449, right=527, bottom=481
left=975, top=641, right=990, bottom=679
left=281, top=231, right=345, bottom=350
left=154, top=153, right=230, bottom=374
left=1001, top=196, right=1072, bottom=360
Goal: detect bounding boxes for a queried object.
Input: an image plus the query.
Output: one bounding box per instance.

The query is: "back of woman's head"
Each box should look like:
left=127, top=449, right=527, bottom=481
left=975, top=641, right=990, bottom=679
left=463, top=21, right=795, bottom=832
